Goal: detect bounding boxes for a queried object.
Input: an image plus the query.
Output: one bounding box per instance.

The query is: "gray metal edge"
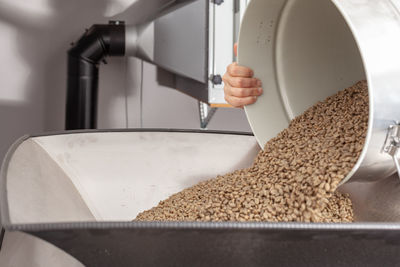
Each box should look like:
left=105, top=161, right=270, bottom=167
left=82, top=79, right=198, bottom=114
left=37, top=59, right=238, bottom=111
left=8, top=221, right=400, bottom=233
left=0, top=135, right=31, bottom=228
left=28, top=128, right=253, bottom=138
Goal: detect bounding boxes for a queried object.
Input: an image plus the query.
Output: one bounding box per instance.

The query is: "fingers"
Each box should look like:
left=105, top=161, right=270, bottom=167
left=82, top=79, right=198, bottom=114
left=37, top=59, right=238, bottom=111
left=223, top=74, right=261, bottom=88
left=224, top=95, right=258, bottom=108
left=234, top=43, right=238, bottom=57
left=223, top=59, right=262, bottom=108
left=224, top=84, right=263, bottom=98
left=227, top=62, right=254, bottom=78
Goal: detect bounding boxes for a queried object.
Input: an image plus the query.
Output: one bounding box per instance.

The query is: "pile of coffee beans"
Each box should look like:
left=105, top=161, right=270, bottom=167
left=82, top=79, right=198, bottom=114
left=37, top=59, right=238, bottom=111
left=135, top=81, right=368, bottom=223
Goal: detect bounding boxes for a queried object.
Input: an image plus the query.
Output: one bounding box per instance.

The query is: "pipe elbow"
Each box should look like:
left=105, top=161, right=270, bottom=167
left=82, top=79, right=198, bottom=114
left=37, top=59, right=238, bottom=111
left=68, top=22, right=125, bottom=64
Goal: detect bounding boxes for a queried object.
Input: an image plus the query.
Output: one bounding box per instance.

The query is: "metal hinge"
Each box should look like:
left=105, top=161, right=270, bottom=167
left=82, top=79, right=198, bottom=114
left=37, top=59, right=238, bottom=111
left=383, top=123, right=400, bottom=179
left=383, top=124, right=400, bottom=156
left=199, top=102, right=217, bottom=129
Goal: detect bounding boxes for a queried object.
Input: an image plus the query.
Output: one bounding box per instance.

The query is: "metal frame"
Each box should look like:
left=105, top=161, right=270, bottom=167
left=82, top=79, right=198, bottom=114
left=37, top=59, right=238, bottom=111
left=7, top=221, right=400, bottom=266
left=208, top=0, right=235, bottom=104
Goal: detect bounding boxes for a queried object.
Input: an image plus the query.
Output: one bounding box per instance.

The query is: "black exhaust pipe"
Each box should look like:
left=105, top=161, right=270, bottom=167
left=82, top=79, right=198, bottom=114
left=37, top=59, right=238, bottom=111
left=66, top=21, right=125, bottom=130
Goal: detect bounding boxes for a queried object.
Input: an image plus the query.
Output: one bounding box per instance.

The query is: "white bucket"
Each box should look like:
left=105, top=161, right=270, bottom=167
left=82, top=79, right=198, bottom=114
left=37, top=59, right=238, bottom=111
left=238, top=0, right=400, bottom=183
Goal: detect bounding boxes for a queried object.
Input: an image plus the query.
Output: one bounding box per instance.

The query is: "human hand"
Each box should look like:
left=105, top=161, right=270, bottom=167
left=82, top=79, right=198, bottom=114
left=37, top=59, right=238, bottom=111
left=222, top=43, right=263, bottom=108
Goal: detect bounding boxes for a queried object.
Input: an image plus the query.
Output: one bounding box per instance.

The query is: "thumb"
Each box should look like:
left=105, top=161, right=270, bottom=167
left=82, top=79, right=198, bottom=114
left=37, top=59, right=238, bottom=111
left=234, top=43, right=238, bottom=57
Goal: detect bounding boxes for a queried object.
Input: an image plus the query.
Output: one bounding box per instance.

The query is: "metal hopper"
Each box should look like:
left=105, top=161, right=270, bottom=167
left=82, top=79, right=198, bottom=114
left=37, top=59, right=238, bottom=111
left=1, top=130, right=400, bottom=266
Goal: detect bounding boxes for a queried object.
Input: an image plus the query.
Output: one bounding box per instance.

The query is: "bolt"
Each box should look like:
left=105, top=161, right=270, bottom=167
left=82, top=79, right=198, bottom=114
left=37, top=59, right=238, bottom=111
left=213, top=0, right=224, bottom=5
left=210, top=74, right=223, bottom=85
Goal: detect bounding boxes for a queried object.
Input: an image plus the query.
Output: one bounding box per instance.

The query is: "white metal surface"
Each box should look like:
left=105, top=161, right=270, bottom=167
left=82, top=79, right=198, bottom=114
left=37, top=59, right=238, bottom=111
left=4, top=138, right=95, bottom=224
left=208, top=0, right=235, bottom=104
left=2, top=131, right=258, bottom=224
left=208, top=0, right=250, bottom=104
left=239, top=0, right=291, bottom=145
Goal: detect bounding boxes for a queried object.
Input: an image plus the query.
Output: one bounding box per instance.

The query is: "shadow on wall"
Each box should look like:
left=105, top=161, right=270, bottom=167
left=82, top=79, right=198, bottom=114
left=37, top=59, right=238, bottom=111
left=0, top=0, right=133, bottom=160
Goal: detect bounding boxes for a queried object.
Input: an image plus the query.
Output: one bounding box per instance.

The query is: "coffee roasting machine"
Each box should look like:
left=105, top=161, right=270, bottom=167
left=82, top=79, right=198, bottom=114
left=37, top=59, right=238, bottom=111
left=66, top=0, right=250, bottom=130
left=2, top=0, right=400, bottom=266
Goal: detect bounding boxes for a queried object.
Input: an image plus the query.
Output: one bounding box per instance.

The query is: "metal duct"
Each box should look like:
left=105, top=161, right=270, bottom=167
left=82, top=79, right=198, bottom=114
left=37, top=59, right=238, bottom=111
left=65, top=21, right=125, bottom=130
left=65, top=0, right=198, bottom=131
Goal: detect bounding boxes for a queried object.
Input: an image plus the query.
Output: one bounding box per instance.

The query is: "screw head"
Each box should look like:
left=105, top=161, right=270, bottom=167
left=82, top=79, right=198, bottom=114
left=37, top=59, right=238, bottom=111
left=213, top=0, right=224, bottom=5
left=210, top=74, right=223, bottom=85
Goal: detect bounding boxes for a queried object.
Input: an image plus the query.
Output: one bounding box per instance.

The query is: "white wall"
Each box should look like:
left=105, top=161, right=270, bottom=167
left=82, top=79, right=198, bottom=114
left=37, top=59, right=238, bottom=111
left=0, top=0, right=251, bottom=162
